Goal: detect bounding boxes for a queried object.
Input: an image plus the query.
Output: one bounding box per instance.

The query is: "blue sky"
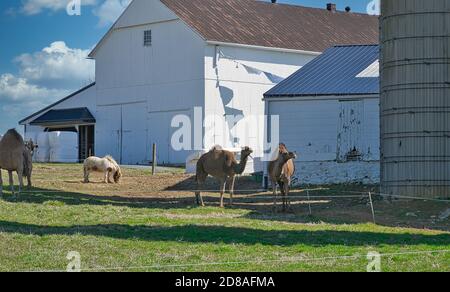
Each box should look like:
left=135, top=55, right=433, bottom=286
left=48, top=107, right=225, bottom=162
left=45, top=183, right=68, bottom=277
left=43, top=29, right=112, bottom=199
left=0, top=0, right=375, bottom=134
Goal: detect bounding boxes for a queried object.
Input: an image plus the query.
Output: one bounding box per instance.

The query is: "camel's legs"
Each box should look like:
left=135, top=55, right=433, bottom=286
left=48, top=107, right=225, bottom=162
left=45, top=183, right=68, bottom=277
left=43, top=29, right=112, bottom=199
left=272, top=182, right=278, bottom=211
left=195, top=175, right=206, bottom=207
left=0, top=169, right=3, bottom=196
left=228, top=176, right=236, bottom=205
left=8, top=170, right=14, bottom=194
left=279, top=181, right=287, bottom=212
left=27, top=172, right=32, bottom=190
left=219, top=180, right=227, bottom=208
left=195, top=189, right=205, bottom=207
left=283, top=182, right=290, bottom=211
left=17, top=169, right=24, bottom=195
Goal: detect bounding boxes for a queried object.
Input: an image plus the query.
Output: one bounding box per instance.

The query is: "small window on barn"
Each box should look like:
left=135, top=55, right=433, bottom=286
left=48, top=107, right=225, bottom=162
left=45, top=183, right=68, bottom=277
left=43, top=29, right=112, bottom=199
left=144, top=30, right=152, bottom=47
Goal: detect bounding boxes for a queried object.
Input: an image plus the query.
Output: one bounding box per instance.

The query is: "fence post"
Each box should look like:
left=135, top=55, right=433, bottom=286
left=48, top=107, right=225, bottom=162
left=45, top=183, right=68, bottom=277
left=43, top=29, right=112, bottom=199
left=152, top=143, right=157, bottom=176
left=368, top=192, right=376, bottom=224
left=307, top=189, right=312, bottom=216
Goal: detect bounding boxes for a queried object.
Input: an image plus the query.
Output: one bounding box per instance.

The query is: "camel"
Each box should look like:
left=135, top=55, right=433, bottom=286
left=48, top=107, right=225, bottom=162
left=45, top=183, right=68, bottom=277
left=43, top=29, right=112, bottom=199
left=83, top=156, right=122, bottom=184
left=0, top=129, right=26, bottom=196
left=268, top=144, right=297, bottom=212
left=195, top=146, right=253, bottom=208
left=23, top=140, right=38, bottom=190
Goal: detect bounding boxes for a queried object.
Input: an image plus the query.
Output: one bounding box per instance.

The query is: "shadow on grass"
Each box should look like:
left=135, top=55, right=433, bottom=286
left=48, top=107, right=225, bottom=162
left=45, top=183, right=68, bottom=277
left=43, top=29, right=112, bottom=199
left=1, top=186, right=448, bottom=232
left=0, top=220, right=449, bottom=247
left=165, top=175, right=264, bottom=193
left=0, top=187, right=198, bottom=209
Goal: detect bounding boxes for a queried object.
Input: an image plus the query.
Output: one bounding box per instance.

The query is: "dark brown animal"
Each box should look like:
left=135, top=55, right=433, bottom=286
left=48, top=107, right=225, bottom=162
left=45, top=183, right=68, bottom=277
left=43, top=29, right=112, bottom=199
left=195, top=146, right=253, bottom=208
left=268, top=144, right=297, bottom=212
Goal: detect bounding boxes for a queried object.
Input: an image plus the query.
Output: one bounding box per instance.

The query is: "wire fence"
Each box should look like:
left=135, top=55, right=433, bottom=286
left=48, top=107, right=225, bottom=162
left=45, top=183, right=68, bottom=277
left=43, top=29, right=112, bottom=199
left=18, top=249, right=450, bottom=272
left=2, top=182, right=449, bottom=272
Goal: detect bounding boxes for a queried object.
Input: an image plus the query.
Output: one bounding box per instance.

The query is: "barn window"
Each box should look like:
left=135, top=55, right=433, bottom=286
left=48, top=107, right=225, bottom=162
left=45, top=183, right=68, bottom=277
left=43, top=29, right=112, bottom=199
left=144, top=30, right=152, bottom=47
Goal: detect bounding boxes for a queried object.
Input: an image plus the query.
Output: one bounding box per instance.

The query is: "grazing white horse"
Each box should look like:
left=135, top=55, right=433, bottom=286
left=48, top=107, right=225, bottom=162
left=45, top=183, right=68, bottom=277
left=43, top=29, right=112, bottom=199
left=83, top=156, right=122, bottom=184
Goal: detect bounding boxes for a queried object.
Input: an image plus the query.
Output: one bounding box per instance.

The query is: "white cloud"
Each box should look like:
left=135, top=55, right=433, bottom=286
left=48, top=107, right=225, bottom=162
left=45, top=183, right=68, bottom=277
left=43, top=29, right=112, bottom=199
left=0, top=73, right=66, bottom=102
left=21, top=0, right=97, bottom=15
left=0, top=41, right=94, bottom=133
left=14, top=41, right=94, bottom=89
left=94, top=0, right=131, bottom=27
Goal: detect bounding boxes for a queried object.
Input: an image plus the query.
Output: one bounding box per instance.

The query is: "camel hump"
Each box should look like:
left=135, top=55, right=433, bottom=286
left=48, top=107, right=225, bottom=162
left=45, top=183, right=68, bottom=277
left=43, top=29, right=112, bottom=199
left=0, top=129, right=24, bottom=148
left=210, top=145, right=223, bottom=152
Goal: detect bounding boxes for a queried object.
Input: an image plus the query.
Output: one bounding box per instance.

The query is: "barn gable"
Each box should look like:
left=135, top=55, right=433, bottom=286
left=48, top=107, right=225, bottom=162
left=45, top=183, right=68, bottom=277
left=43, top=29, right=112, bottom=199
left=89, top=0, right=188, bottom=58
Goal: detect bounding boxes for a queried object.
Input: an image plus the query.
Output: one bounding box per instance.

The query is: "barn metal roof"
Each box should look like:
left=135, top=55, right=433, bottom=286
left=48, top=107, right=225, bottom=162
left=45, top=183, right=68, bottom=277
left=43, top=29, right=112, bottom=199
left=90, top=0, right=379, bottom=57
left=264, top=45, right=380, bottom=98
left=161, top=0, right=379, bottom=53
left=30, top=108, right=96, bottom=126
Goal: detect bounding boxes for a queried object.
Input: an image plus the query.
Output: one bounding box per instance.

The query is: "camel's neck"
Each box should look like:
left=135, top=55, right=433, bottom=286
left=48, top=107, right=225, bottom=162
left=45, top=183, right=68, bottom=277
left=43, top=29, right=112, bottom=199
left=234, top=155, right=249, bottom=174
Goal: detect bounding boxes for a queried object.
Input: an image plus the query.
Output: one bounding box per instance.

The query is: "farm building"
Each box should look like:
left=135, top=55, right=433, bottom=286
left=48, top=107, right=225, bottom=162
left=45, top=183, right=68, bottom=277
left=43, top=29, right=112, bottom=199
left=19, top=0, right=378, bottom=168
left=264, top=45, right=380, bottom=185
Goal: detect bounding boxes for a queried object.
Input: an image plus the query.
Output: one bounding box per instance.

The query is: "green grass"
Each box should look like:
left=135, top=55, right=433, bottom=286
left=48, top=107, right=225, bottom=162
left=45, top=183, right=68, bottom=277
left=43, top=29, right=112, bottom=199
left=0, top=164, right=449, bottom=272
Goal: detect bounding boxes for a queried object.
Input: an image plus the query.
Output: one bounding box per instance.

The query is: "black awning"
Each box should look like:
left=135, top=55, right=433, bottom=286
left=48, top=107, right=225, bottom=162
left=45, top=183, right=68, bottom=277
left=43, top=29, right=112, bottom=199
left=30, top=107, right=96, bottom=126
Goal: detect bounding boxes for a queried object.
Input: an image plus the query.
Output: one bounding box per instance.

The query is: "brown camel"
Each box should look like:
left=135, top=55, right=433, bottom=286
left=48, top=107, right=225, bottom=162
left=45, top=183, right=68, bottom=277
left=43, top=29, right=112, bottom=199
left=195, top=146, right=253, bottom=208
left=0, top=129, right=26, bottom=196
left=268, top=144, right=297, bottom=212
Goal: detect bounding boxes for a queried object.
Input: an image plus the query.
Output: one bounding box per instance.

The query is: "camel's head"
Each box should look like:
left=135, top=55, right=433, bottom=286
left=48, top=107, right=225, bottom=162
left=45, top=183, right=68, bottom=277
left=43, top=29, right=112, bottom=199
left=279, top=143, right=288, bottom=154
left=241, top=146, right=253, bottom=158
left=25, top=139, right=38, bottom=156
left=280, top=151, right=297, bottom=162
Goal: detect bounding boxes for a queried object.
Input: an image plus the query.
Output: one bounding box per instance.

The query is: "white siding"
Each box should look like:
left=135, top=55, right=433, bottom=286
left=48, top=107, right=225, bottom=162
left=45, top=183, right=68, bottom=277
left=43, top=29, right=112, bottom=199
left=267, top=97, right=380, bottom=185
left=204, top=44, right=316, bottom=171
left=94, top=0, right=205, bottom=164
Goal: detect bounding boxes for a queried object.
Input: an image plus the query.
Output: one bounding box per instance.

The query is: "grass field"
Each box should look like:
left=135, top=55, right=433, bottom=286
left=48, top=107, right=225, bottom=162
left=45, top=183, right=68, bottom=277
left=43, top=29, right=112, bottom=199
left=0, top=163, right=449, bottom=272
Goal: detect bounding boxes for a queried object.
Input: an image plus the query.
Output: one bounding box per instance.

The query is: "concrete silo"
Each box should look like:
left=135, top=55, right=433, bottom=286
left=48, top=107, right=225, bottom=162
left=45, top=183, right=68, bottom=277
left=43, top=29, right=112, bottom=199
left=380, top=0, right=450, bottom=198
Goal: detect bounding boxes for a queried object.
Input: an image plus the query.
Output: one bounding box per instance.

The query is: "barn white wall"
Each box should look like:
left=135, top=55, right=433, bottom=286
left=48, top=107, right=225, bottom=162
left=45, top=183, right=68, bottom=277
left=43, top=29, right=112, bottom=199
left=267, top=97, right=380, bottom=185
left=94, top=0, right=205, bottom=165
left=204, top=44, right=317, bottom=172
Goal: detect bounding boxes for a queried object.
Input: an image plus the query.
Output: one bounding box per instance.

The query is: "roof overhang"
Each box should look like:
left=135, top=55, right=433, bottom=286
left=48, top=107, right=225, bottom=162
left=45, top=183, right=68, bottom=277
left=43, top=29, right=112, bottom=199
left=29, top=108, right=96, bottom=126
left=264, top=93, right=379, bottom=102
left=206, top=40, right=322, bottom=56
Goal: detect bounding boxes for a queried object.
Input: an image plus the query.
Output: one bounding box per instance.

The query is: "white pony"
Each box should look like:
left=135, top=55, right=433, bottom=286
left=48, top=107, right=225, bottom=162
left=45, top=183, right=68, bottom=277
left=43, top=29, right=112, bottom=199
left=83, top=156, right=122, bottom=184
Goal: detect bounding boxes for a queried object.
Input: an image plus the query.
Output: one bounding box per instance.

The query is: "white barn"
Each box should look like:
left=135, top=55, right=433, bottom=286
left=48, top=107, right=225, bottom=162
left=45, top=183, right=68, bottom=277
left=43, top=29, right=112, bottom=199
left=20, top=0, right=378, bottom=167
left=264, top=45, right=380, bottom=184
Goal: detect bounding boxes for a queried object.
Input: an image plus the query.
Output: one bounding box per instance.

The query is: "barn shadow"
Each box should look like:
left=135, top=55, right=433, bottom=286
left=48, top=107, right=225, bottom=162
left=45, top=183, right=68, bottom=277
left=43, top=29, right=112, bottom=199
left=0, top=220, right=448, bottom=247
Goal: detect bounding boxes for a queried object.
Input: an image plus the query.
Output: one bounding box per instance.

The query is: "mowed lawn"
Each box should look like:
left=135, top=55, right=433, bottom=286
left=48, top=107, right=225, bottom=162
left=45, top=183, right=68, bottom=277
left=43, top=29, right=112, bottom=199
left=0, top=164, right=449, bottom=272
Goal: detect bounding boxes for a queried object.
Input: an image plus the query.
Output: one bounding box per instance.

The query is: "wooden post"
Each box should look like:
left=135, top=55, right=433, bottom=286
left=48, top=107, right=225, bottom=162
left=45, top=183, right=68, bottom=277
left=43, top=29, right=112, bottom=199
left=368, top=192, right=376, bottom=224
left=152, top=143, right=157, bottom=176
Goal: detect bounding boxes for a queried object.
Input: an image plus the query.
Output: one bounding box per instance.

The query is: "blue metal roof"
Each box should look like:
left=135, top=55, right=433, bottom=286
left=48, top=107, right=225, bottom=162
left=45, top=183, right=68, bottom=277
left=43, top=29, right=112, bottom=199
left=265, top=45, right=379, bottom=98
left=30, top=107, right=96, bottom=126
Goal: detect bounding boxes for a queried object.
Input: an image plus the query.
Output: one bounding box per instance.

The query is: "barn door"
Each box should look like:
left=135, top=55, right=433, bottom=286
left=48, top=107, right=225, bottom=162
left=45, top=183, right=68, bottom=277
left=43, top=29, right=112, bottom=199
left=121, top=103, right=148, bottom=165
left=96, top=106, right=122, bottom=161
left=337, top=100, right=364, bottom=162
